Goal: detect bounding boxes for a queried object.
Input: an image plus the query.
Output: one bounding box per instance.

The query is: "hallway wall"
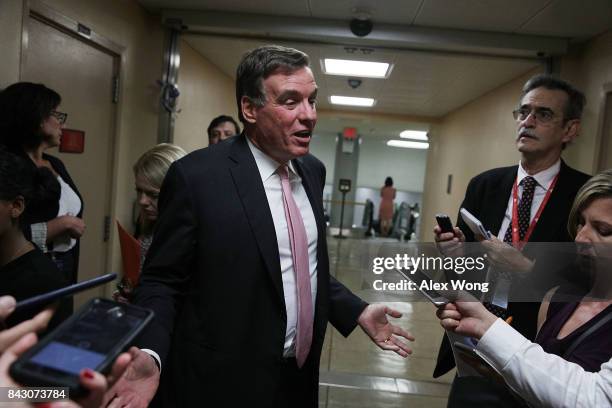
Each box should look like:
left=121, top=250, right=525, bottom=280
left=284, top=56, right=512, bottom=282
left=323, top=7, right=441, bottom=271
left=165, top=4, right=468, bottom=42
left=174, top=39, right=237, bottom=153
left=561, top=30, right=612, bottom=173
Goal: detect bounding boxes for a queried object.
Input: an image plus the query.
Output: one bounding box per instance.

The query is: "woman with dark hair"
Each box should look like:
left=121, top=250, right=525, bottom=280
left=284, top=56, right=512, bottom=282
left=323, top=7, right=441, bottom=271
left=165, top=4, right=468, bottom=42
left=379, top=176, right=396, bottom=236
left=0, top=149, right=70, bottom=332
left=0, top=82, right=84, bottom=295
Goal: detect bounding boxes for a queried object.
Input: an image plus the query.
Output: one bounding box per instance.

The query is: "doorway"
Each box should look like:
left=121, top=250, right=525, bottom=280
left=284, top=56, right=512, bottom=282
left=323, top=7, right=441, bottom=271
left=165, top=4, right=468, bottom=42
left=22, top=9, right=120, bottom=307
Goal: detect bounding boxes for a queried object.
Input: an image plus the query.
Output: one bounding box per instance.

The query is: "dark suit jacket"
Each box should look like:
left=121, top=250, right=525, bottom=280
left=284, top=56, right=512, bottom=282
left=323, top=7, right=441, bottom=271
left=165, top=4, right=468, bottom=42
left=133, top=134, right=367, bottom=407
left=433, top=160, right=590, bottom=378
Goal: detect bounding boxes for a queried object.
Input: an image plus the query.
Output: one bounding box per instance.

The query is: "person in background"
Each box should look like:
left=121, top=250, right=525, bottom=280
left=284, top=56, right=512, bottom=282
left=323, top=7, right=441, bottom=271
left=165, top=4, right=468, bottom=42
left=206, top=114, right=240, bottom=145
left=437, top=168, right=612, bottom=407
left=0, top=82, right=84, bottom=300
left=115, top=143, right=187, bottom=302
left=0, top=149, right=70, bottom=332
left=379, top=176, right=396, bottom=236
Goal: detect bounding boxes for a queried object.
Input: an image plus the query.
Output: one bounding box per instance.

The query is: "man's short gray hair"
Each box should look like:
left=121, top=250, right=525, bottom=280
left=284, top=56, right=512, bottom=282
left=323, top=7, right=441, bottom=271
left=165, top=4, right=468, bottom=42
left=521, top=74, right=586, bottom=122
left=235, top=45, right=310, bottom=123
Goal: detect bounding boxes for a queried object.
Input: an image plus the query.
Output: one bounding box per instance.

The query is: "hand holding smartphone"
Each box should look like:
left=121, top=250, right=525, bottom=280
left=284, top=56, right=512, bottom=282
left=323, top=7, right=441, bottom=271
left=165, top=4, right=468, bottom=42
left=9, top=298, right=153, bottom=396
left=435, top=214, right=455, bottom=234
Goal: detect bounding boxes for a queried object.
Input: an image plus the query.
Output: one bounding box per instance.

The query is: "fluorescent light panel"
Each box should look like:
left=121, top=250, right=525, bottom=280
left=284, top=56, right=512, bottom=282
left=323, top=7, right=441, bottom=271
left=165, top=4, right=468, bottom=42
left=399, top=130, right=428, bottom=141
left=323, top=58, right=391, bottom=78
left=387, top=140, right=429, bottom=149
left=330, top=95, right=375, bottom=107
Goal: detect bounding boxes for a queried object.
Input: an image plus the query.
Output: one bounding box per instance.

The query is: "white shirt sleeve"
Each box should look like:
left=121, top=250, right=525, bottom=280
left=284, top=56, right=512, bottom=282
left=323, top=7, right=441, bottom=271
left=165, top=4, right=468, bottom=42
left=30, top=222, right=48, bottom=252
left=141, top=348, right=162, bottom=373
left=476, top=318, right=612, bottom=408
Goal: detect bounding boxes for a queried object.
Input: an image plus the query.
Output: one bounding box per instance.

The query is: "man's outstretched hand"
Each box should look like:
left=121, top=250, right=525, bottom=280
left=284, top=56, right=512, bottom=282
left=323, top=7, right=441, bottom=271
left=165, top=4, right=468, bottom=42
left=103, top=347, right=160, bottom=408
left=357, top=304, right=415, bottom=357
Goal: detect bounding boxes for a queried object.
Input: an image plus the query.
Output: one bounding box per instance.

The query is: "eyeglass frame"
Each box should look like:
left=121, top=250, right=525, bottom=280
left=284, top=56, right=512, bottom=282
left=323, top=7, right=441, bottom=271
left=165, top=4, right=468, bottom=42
left=512, top=106, right=569, bottom=123
left=49, top=110, right=68, bottom=125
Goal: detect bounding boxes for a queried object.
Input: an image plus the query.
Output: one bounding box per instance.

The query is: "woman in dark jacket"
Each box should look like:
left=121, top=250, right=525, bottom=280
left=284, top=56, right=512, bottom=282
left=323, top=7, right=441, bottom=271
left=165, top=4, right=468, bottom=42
left=0, top=149, right=70, bottom=332
left=0, top=83, right=84, bottom=298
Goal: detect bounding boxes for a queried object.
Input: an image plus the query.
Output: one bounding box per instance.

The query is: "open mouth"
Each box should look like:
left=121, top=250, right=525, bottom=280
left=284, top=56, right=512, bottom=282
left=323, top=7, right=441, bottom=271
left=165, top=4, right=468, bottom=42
left=293, top=130, right=312, bottom=145
left=293, top=130, right=312, bottom=139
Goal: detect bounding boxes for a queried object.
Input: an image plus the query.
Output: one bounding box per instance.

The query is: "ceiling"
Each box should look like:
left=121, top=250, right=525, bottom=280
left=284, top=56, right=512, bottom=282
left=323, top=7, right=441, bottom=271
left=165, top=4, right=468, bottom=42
left=138, top=0, right=612, bottom=137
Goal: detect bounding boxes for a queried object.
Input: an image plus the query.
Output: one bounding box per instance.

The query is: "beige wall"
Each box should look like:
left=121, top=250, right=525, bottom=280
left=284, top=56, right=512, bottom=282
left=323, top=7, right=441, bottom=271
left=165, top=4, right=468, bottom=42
left=420, top=68, right=543, bottom=239
left=0, top=0, right=23, bottom=87
left=0, top=0, right=165, bottom=282
left=561, top=31, right=612, bottom=173
left=174, top=39, right=237, bottom=153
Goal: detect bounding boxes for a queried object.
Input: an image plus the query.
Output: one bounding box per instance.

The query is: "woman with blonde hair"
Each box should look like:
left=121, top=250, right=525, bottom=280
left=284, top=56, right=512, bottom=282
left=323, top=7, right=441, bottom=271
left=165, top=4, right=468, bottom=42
left=115, top=143, right=186, bottom=301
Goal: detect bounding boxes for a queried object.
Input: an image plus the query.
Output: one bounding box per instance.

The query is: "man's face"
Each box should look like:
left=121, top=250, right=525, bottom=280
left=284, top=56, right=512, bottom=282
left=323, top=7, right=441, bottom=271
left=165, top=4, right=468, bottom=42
left=515, top=87, right=578, bottom=157
left=243, top=67, right=317, bottom=163
left=209, top=121, right=238, bottom=145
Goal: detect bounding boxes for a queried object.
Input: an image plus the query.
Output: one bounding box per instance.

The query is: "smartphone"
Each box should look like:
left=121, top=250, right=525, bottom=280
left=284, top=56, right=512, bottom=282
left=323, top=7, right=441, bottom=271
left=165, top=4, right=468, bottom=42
left=395, top=267, right=449, bottom=306
left=10, top=298, right=153, bottom=396
left=459, top=208, right=492, bottom=239
left=435, top=214, right=455, bottom=234
left=14, top=273, right=117, bottom=313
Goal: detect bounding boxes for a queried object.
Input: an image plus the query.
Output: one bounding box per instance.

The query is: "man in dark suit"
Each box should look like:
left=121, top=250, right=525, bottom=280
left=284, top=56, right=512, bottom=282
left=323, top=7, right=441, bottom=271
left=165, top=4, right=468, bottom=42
left=106, top=45, right=414, bottom=408
left=433, top=74, right=590, bottom=406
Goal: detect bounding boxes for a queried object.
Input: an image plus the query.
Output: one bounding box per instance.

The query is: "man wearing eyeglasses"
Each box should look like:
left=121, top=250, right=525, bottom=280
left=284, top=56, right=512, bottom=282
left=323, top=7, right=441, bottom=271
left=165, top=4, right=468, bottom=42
left=433, top=74, right=591, bottom=407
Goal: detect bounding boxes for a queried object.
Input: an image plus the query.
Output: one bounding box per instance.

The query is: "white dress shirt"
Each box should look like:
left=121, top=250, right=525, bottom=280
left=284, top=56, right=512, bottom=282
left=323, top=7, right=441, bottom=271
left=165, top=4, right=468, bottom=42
left=497, top=160, right=561, bottom=240
left=52, top=175, right=82, bottom=252
left=247, top=138, right=319, bottom=356
left=477, top=319, right=612, bottom=408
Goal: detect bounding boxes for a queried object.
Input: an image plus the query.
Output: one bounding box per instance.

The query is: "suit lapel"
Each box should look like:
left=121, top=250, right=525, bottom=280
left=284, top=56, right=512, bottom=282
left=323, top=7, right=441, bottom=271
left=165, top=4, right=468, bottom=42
left=485, top=167, right=517, bottom=236
left=228, top=135, right=284, bottom=303
left=529, top=160, right=573, bottom=242
left=293, top=157, right=327, bottom=319
left=293, top=157, right=324, bottom=227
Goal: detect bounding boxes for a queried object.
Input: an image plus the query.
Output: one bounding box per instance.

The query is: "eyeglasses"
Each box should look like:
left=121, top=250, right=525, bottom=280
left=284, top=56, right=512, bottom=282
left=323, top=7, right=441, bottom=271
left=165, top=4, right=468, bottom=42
left=50, top=110, right=68, bottom=125
left=512, top=107, right=557, bottom=123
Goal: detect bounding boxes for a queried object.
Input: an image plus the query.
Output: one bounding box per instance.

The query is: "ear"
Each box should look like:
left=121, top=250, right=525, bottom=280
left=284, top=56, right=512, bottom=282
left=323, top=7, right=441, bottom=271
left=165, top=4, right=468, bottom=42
left=10, top=196, right=25, bottom=219
left=241, top=96, right=258, bottom=124
left=562, top=119, right=580, bottom=144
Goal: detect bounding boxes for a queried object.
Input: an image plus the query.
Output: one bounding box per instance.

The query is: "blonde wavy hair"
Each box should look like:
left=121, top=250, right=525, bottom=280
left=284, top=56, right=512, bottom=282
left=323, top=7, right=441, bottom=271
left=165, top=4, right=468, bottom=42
left=133, top=143, right=186, bottom=232
left=568, top=169, right=612, bottom=238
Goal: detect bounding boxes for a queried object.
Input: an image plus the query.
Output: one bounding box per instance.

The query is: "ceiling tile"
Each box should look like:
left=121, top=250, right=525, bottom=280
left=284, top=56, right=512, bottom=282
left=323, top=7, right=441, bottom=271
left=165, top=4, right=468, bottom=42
left=139, top=0, right=310, bottom=16
left=414, top=0, right=550, bottom=32
left=518, top=0, right=612, bottom=39
left=309, top=0, right=423, bottom=24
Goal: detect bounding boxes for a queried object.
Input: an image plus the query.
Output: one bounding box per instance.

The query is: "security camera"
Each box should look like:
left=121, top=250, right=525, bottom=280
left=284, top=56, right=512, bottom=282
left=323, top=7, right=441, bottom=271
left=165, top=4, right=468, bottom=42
left=348, top=79, right=362, bottom=89
left=350, top=18, right=373, bottom=37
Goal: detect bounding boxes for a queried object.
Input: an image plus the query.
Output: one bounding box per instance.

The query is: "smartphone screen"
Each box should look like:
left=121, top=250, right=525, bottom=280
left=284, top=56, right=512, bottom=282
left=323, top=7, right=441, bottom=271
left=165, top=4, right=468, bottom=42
left=29, top=303, right=141, bottom=375
left=11, top=298, right=152, bottom=392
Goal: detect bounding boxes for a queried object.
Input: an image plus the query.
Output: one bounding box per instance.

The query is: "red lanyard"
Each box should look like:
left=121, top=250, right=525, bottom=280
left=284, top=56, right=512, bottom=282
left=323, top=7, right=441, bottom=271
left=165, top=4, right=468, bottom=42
left=510, top=174, right=559, bottom=250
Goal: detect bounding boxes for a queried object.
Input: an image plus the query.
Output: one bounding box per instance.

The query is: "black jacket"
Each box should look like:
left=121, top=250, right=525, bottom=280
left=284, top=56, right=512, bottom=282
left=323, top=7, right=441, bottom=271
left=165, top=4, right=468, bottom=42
left=133, top=134, right=367, bottom=406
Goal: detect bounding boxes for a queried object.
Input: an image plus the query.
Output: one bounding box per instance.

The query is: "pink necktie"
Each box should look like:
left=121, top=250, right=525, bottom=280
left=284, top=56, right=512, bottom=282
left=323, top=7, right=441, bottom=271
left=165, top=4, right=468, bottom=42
left=278, top=164, right=313, bottom=368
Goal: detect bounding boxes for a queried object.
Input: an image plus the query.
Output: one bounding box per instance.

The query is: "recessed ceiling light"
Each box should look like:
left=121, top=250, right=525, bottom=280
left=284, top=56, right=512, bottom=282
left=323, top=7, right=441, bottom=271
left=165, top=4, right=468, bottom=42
left=399, top=130, right=428, bottom=141
left=387, top=140, right=429, bottom=149
left=322, top=58, right=391, bottom=78
left=330, top=95, right=375, bottom=107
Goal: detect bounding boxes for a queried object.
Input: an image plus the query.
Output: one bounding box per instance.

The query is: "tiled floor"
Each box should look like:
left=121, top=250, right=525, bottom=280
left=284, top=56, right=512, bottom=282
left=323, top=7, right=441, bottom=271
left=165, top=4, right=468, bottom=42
left=319, top=236, right=455, bottom=407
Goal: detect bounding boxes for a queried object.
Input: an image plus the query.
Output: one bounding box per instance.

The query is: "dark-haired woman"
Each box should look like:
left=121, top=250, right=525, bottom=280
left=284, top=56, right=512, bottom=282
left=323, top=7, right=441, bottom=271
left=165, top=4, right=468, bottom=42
left=0, top=149, right=70, bottom=332
left=379, top=176, right=396, bottom=236
left=0, top=82, right=84, bottom=297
